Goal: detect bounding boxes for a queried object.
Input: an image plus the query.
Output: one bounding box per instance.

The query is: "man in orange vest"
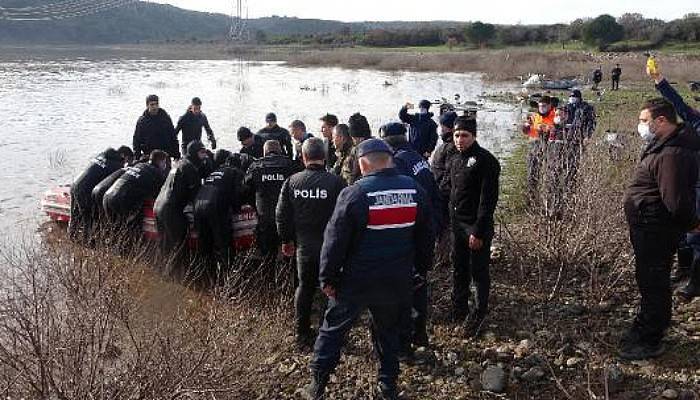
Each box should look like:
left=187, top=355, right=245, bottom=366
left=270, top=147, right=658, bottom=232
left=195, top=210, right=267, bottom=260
left=522, top=96, right=556, bottom=203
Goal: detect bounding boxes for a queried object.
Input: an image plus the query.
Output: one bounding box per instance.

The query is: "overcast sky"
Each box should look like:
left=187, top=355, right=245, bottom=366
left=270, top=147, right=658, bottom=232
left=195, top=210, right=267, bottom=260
left=149, top=0, right=698, bottom=24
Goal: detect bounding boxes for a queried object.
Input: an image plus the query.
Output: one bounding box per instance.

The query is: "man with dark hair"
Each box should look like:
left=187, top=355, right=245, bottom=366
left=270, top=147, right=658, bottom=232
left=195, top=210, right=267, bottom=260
left=381, top=122, right=442, bottom=351
left=276, top=137, right=346, bottom=351
left=331, top=124, right=352, bottom=176
left=621, top=98, right=700, bottom=360
left=92, top=144, right=134, bottom=227
left=117, top=146, right=135, bottom=166
left=238, top=126, right=264, bottom=160
left=341, top=113, right=372, bottom=185
left=154, top=140, right=210, bottom=260
left=193, top=149, right=245, bottom=276
left=69, top=147, right=129, bottom=244
left=431, top=111, right=459, bottom=237
left=258, top=112, right=294, bottom=158
left=103, top=150, right=169, bottom=239
left=320, top=114, right=339, bottom=169
left=175, top=97, right=217, bottom=156
left=244, top=140, right=296, bottom=259
left=303, top=138, right=434, bottom=400
left=133, top=94, right=180, bottom=160
left=289, top=120, right=314, bottom=170
left=522, top=95, right=556, bottom=202
left=612, top=64, right=622, bottom=90
left=399, top=99, right=439, bottom=159
left=441, top=117, right=501, bottom=336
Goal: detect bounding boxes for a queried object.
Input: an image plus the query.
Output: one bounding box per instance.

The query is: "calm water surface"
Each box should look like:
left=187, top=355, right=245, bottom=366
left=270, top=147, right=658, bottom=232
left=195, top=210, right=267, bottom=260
left=0, top=58, right=521, bottom=235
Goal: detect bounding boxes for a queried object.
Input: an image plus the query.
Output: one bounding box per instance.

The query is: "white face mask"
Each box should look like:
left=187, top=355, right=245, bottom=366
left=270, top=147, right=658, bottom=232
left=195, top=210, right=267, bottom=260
left=538, top=106, right=550, bottom=115
left=554, top=116, right=562, bottom=125
left=419, top=108, right=429, bottom=115
left=638, top=123, right=655, bottom=142
left=568, top=97, right=579, bottom=105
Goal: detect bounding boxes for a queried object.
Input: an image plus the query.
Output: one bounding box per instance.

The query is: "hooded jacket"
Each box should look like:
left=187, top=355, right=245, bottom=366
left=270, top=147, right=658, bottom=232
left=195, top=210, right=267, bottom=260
left=241, top=134, right=265, bottom=160
left=257, top=125, right=294, bottom=158
left=441, top=141, right=501, bottom=239
left=319, top=168, right=435, bottom=303
left=72, top=148, right=125, bottom=208
left=154, top=141, right=206, bottom=219
left=399, top=106, right=439, bottom=156
left=624, top=124, right=700, bottom=231
left=133, top=108, right=179, bottom=160
left=243, top=152, right=296, bottom=226
left=175, top=110, right=215, bottom=152
left=104, top=162, right=166, bottom=215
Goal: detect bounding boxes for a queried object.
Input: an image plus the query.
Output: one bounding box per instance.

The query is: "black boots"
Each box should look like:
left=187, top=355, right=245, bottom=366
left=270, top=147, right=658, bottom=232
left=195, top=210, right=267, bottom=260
left=678, top=258, right=700, bottom=301
left=672, top=245, right=693, bottom=283
left=302, top=372, right=329, bottom=400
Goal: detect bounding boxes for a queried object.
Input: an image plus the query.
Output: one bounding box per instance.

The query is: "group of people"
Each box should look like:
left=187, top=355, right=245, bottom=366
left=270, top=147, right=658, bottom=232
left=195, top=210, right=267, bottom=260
left=592, top=63, right=623, bottom=90
left=68, top=95, right=501, bottom=399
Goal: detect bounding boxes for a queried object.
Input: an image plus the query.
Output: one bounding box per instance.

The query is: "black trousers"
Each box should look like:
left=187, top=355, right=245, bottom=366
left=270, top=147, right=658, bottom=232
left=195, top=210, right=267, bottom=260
left=194, top=202, right=233, bottom=276
left=295, top=242, right=325, bottom=337
left=452, top=222, right=492, bottom=319
left=398, top=276, right=429, bottom=349
left=157, top=209, right=188, bottom=255
left=612, top=78, right=620, bottom=90
left=628, top=225, right=680, bottom=346
left=255, top=220, right=279, bottom=258
left=68, top=198, right=95, bottom=243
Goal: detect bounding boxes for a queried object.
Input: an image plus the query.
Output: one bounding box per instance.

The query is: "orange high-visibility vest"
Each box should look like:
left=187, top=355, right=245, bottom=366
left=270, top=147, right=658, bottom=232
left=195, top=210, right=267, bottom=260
left=528, top=108, right=557, bottom=140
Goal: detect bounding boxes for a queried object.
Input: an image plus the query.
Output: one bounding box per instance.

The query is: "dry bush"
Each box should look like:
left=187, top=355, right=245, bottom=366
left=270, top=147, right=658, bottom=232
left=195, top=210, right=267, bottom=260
left=0, top=232, right=292, bottom=399
left=498, top=136, right=640, bottom=303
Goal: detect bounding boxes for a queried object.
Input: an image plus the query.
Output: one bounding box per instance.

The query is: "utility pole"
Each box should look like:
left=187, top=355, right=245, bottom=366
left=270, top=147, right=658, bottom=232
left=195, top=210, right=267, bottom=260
left=228, top=0, right=249, bottom=42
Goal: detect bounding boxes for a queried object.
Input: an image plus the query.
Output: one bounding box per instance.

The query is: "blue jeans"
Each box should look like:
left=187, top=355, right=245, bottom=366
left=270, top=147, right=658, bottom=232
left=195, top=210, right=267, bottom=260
left=311, top=295, right=404, bottom=386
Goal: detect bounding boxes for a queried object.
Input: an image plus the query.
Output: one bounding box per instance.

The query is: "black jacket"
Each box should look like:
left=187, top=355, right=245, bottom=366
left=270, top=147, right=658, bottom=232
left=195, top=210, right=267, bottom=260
left=71, top=148, right=124, bottom=207
left=244, top=153, right=296, bottom=225
left=175, top=110, right=215, bottom=151
left=325, top=138, right=337, bottom=172
left=195, top=165, right=244, bottom=216
left=154, top=143, right=206, bottom=219
left=133, top=109, right=179, bottom=160
left=257, top=125, right=293, bottom=157
left=241, top=134, right=265, bottom=159
left=91, top=168, right=126, bottom=211
left=624, top=124, right=700, bottom=232
left=276, top=164, right=346, bottom=248
left=441, top=142, right=501, bottom=239
left=399, top=106, right=439, bottom=156
left=104, top=162, right=166, bottom=215
left=430, top=138, right=458, bottom=189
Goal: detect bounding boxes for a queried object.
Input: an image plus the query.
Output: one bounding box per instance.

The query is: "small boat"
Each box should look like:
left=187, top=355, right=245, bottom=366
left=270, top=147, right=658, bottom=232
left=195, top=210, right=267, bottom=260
left=522, top=74, right=583, bottom=90
left=41, top=185, right=257, bottom=250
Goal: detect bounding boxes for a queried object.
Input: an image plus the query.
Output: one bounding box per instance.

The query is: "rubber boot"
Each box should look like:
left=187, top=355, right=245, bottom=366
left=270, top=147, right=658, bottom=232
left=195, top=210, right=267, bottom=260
left=678, top=258, right=700, bottom=301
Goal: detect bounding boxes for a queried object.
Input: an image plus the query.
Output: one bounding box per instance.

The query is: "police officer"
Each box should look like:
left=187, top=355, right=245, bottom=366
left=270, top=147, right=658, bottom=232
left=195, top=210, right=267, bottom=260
left=193, top=149, right=245, bottom=276
left=69, top=147, right=130, bottom=244
left=341, top=113, right=372, bottom=185
left=154, top=141, right=209, bottom=259
left=304, top=139, right=435, bottom=400
left=133, top=94, right=180, bottom=160
left=258, top=112, right=294, bottom=158
left=175, top=97, right=217, bottom=156
left=238, top=126, right=264, bottom=160
left=441, top=117, right=501, bottom=336
left=380, top=122, right=442, bottom=350
left=276, top=138, right=346, bottom=351
left=244, top=140, right=296, bottom=260
left=103, top=150, right=169, bottom=237
left=399, top=99, right=439, bottom=159
left=612, top=63, right=622, bottom=90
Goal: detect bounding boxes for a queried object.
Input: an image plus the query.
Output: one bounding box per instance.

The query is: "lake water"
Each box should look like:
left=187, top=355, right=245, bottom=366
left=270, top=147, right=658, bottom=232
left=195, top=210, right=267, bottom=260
left=0, top=58, right=521, bottom=236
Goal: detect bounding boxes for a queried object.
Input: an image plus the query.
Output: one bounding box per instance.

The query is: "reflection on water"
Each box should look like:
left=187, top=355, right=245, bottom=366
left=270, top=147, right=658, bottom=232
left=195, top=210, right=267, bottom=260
left=0, top=59, right=520, bottom=234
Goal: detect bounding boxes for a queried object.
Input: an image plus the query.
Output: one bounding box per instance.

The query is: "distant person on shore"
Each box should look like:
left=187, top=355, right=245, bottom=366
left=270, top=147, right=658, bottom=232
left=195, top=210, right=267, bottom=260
left=440, top=117, right=500, bottom=336
left=648, top=61, right=700, bottom=301
left=330, top=123, right=352, bottom=176
left=175, top=97, right=217, bottom=156
left=320, top=114, right=339, bottom=169
left=592, top=66, right=603, bottom=90
left=238, top=126, right=264, bottom=160
left=522, top=96, right=556, bottom=202
left=258, top=112, right=294, bottom=158
left=133, top=94, right=180, bottom=160
left=611, top=64, right=622, bottom=91
left=289, top=120, right=314, bottom=171
left=621, top=98, right=700, bottom=360
left=399, top=100, right=439, bottom=159
left=341, top=113, right=373, bottom=185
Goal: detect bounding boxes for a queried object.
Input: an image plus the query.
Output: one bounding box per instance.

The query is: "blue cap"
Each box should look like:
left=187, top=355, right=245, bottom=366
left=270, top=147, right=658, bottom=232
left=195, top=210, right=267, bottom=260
left=380, top=122, right=407, bottom=138
left=439, top=111, right=458, bottom=128
left=357, top=138, right=393, bottom=158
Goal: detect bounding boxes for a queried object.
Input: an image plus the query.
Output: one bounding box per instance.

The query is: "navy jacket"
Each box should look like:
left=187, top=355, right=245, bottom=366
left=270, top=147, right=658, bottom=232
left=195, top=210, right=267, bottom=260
left=71, top=148, right=124, bottom=208
left=243, top=153, right=296, bottom=226
left=392, top=142, right=444, bottom=231
left=399, top=106, right=438, bottom=156
left=257, top=125, right=294, bottom=157
left=319, top=168, right=435, bottom=304
left=104, top=162, right=166, bottom=215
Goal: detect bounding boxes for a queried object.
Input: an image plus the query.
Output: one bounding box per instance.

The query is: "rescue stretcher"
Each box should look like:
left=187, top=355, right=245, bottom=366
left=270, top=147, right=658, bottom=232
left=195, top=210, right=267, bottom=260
left=41, top=185, right=257, bottom=250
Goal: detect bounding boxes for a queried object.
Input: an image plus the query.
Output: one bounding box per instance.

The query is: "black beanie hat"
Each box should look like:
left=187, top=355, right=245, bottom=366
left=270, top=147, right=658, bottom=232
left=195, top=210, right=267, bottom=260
left=455, top=117, right=477, bottom=135
left=348, top=113, right=371, bottom=138
left=439, top=111, right=458, bottom=128
left=380, top=122, right=407, bottom=138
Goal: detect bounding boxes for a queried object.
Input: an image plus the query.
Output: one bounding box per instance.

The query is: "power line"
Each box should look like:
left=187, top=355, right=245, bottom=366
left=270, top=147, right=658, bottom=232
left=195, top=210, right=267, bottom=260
left=0, top=0, right=139, bottom=21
